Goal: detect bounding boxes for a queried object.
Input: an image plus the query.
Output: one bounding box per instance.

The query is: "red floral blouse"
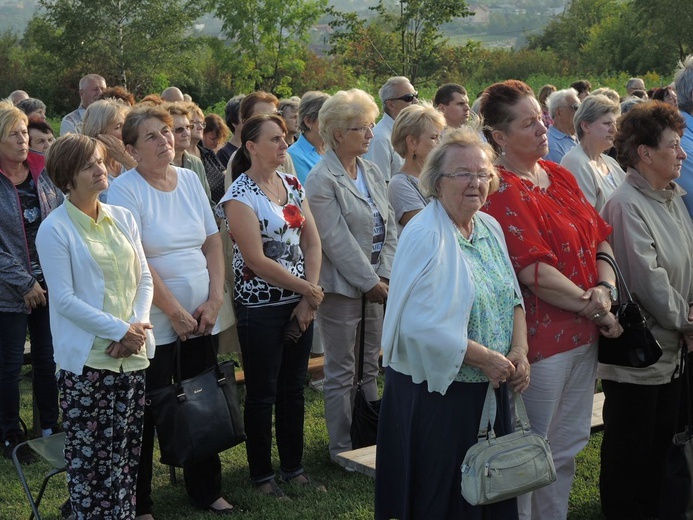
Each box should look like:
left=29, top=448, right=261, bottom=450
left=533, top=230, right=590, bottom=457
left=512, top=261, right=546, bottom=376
left=483, top=160, right=612, bottom=362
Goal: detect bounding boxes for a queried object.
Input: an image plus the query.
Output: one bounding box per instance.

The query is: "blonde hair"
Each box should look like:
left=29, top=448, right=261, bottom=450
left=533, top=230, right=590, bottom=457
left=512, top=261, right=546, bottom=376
left=318, top=89, right=379, bottom=150
left=391, top=102, right=445, bottom=157
left=81, top=99, right=130, bottom=137
left=0, top=100, right=28, bottom=141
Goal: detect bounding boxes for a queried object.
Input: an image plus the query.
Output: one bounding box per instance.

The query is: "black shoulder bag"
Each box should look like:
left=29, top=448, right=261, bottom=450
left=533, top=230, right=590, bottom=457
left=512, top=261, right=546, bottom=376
left=146, top=337, right=246, bottom=467
left=596, top=251, right=662, bottom=368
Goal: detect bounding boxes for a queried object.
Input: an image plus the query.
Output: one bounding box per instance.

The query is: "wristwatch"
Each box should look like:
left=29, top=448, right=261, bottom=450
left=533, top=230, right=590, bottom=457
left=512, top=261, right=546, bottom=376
left=597, top=281, right=618, bottom=302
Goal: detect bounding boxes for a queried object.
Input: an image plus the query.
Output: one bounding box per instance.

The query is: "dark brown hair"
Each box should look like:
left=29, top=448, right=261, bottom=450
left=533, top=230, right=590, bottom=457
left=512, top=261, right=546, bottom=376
left=478, top=80, right=535, bottom=152
left=615, top=101, right=685, bottom=169
left=230, top=114, right=287, bottom=181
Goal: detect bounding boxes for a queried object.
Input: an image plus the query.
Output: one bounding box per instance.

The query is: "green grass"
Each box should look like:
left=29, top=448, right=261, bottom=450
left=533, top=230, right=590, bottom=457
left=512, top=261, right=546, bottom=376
left=2, top=367, right=606, bottom=519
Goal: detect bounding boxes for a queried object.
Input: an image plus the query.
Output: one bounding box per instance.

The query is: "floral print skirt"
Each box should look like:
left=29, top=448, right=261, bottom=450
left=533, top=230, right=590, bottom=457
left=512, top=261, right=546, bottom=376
left=58, top=368, right=146, bottom=520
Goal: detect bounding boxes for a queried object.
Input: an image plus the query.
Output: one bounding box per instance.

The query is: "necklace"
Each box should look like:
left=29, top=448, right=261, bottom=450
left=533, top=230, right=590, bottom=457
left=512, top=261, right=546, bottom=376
left=251, top=174, right=283, bottom=204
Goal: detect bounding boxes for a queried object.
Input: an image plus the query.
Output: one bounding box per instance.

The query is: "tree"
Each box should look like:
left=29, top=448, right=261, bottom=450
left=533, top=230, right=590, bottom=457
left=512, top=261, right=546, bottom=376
left=371, top=0, right=470, bottom=83
left=209, top=0, right=328, bottom=93
left=37, top=0, right=205, bottom=93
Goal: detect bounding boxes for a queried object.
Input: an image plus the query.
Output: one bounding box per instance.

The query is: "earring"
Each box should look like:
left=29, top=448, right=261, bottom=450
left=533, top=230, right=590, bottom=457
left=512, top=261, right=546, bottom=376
left=501, top=148, right=506, bottom=156
left=413, top=153, right=417, bottom=161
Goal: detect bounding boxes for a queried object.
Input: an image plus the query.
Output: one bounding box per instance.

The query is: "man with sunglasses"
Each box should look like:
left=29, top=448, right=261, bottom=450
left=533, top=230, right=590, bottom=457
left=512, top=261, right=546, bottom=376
left=544, top=88, right=580, bottom=164
left=364, top=76, right=418, bottom=181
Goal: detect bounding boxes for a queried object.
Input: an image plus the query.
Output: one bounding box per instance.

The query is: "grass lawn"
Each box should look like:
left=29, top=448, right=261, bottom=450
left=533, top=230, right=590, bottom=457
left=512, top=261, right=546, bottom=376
left=1, top=366, right=606, bottom=519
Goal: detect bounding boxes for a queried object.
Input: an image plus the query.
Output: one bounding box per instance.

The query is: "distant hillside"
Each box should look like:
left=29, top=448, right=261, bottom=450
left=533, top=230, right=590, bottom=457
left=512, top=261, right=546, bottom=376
left=0, top=0, right=569, bottom=49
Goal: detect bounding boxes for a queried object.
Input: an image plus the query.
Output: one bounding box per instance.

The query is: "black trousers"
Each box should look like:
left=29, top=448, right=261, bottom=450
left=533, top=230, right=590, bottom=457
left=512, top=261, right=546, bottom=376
left=600, top=378, right=681, bottom=519
left=136, top=336, right=222, bottom=515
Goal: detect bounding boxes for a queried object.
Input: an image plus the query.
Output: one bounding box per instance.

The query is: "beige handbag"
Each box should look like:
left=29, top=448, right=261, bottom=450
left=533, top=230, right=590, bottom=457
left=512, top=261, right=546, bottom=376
left=460, top=383, right=556, bottom=505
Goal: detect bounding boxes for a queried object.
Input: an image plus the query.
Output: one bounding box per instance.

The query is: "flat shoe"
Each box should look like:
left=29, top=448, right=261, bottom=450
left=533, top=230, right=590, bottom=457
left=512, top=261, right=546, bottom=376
left=279, top=473, right=326, bottom=492
left=204, top=505, right=239, bottom=515
left=254, top=478, right=291, bottom=501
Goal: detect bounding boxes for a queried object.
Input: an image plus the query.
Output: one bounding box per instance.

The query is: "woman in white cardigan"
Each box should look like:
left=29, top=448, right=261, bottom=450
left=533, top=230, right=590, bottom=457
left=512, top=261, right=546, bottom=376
left=375, top=128, right=530, bottom=520
left=36, top=134, right=153, bottom=520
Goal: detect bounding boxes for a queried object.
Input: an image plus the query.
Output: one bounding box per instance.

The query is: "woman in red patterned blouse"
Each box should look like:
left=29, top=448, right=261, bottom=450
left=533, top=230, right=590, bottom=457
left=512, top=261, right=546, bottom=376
left=479, top=80, right=622, bottom=520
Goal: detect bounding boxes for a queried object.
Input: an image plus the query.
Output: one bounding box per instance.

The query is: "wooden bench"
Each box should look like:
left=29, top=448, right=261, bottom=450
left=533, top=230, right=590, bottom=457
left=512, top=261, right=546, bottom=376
left=334, top=391, right=606, bottom=477
left=234, top=356, right=324, bottom=386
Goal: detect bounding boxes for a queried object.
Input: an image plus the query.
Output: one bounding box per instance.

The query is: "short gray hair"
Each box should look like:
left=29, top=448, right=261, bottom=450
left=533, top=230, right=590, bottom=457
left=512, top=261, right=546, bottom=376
left=590, top=87, right=620, bottom=104
left=318, top=89, right=379, bottom=150
left=626, top=77, right=645, bottom=92
left=573, top=94, right=620, bottom=140
left=546, top=88, right=578, bottom=119
left=620, top=96, right=645, bottom=114
left=419, top=126, right=499, bottom=199
left=379, top=76, right=412, bottom=106
left=675, top=55, right=693, bottom=114
left=16, top=98, right=46, bottom=116
left=298, top=91, right=330, bottom=133
left=79, top=74, right=106, bottom=90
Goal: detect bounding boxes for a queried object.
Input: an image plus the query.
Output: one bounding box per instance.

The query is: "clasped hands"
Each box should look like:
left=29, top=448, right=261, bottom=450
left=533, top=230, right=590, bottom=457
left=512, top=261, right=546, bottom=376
left=579, top=285, right=622, bottom=338
left=106, top=322, right=152, bottom=359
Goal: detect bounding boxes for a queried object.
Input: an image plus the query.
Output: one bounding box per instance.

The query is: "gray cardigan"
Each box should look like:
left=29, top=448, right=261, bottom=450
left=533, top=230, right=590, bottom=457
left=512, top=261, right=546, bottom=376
left=305, top=149, right=397, bottom=298
left=0, top=157, right=63, bottom=313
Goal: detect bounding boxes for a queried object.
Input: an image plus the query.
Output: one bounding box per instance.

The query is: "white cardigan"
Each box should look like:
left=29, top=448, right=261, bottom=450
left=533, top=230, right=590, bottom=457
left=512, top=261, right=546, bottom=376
left=36, top=203, right=154, bottom=375
left=381, top=200, right=522, bottom=395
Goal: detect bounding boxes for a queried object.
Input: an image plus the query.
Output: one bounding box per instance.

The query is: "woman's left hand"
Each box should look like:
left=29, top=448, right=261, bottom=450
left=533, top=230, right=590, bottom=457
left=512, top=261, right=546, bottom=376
left=595, top=312, right=623, bottom=338
left=105, top=341, right=133, bottom=359
left=291, top=298, right=316, bottom=332
left=506, top=348, right=531, bottom=393
left=192, top=298, right=222, bottom=336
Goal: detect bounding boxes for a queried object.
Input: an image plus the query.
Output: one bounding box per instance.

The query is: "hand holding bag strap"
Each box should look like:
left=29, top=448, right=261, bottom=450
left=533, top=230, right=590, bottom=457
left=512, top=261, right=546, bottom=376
left=596, top=251, right=634, bottom=304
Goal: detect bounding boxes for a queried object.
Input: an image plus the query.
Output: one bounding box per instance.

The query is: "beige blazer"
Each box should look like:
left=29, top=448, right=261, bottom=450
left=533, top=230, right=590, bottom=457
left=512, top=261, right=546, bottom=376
left=305, top=149, right=397, bottom=298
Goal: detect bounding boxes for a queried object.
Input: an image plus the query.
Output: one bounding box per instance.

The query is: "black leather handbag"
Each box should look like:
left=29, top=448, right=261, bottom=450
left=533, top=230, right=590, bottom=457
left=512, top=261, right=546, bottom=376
left=350, top=296, right=381, bottom=449
left=596, top=252, right=662, bottom=368
left=146, top=338, right=246, bottom=467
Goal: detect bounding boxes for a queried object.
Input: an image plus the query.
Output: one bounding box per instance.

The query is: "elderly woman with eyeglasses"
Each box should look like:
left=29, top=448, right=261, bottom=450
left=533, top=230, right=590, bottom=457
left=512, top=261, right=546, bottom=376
left=376, top=127, right=528, bottom=520
left=184, top=103, right=227, bottom=205
left=305, top=89, right=397, bottom=461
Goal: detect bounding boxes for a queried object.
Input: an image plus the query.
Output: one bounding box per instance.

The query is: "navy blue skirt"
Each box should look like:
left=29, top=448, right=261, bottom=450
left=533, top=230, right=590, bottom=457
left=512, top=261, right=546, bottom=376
left=375, top=367, right=519, bottom=520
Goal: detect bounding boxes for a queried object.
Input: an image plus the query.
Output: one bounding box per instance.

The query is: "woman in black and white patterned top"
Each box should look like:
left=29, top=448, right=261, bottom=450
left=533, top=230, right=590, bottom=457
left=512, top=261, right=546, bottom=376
left=217, top=114, right=324, bottom=498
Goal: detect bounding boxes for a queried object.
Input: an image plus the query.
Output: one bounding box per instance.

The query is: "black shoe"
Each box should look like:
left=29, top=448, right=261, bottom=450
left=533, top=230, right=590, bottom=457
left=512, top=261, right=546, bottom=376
left=3, top=434, right=36, bottom=464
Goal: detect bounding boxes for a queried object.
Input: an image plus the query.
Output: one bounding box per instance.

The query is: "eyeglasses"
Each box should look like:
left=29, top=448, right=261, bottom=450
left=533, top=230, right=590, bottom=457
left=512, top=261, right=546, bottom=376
left=441, top=170, right=492, bottom=183
left=565, top=103, right=580, bottom=112
left=346, top=123, right=375, bottom=134
left=191, top=120, right=206, bottom=129
left=174, top=124, right=194, bottom=133
left=389, top=92, right=419, bottom=103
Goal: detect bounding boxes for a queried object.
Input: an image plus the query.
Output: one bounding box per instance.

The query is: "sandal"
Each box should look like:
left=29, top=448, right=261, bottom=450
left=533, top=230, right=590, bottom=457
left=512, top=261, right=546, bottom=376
left=254, top=478, right=291, bottom=501
left=308, top=378, right=325, bottom=392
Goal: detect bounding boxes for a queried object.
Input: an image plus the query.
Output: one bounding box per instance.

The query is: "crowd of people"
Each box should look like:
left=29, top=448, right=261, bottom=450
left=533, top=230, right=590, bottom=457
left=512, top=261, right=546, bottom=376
left=2, top=63, right=693, bottom=520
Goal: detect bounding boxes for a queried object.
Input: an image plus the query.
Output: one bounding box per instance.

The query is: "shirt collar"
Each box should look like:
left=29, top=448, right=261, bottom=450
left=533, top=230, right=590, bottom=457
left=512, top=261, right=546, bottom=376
left=65, top=197, right=111, bottom=230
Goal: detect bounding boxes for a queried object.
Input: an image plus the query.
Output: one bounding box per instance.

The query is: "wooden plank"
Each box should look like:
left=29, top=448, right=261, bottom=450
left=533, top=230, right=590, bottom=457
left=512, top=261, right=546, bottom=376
left=234, top=356, right=324, bottom=386
left=591, top=391, right=605, bottom=433
left=334, top=445, right=377, bottom=477
left=333, top=391, right=607, bottom=479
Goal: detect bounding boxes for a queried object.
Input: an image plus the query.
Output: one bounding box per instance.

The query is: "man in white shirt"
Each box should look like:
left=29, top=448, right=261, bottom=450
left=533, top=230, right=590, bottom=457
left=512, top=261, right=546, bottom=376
left=545, top=88, right=580, bottom=164
left=60, top=74, right=106, bottom=135
left=364, top=76, right=418, bottom=180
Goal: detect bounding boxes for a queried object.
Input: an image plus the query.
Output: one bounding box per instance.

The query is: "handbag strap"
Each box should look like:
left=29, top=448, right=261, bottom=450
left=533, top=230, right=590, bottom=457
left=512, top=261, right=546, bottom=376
left=356, top=295, right=366, bottom=383
left=172, top=336, right=224, bottom=400
left=596, top=251, right=634, bottom=304
left=477, top=383, right=533, bottom=440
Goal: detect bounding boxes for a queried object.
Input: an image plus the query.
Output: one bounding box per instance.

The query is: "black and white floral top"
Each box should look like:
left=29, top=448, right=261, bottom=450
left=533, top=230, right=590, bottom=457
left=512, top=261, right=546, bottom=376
left=217, top=171, right=307, bottom=307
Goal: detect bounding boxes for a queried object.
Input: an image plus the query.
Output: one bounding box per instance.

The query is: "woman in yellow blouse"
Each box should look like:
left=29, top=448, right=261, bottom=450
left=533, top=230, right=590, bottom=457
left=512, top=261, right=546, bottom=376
left=36, top=134, right=154, bottom=520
